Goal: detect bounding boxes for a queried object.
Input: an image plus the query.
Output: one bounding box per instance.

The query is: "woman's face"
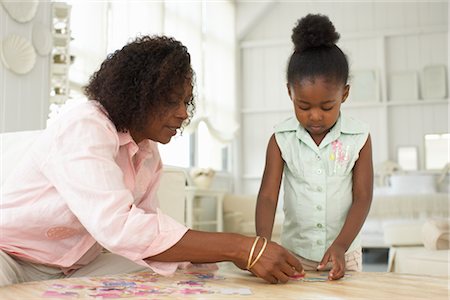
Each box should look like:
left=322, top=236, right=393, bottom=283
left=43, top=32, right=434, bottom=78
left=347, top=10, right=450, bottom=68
left=131, top=80, right=193, bottom=144
left=288, top=76, right=349, bottom=145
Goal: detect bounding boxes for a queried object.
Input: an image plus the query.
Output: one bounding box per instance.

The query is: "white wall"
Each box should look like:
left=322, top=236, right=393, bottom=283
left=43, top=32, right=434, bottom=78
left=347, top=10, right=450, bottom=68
left=0, top=2, right=52, bottom=133
left=236, top=1, right=449, bottom=194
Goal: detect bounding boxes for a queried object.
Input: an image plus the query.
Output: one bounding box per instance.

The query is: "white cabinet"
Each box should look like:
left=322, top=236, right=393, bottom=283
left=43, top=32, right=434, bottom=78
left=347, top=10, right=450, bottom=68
left=50, top=2, right=72, bottom=105
left=238, top=26, right=448, bottom=194
left=341, top=27, right=448, bottom=171
left=185, top=187, right=225, bottom=232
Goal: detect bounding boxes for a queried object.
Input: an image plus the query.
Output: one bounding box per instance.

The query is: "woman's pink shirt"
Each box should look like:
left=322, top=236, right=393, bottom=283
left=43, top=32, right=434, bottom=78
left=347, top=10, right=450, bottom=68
left=1, top=101, right=189, bottom=275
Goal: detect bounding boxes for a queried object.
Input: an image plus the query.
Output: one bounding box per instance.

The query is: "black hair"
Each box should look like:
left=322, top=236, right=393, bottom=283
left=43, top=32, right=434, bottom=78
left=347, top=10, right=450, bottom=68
left=84, top=35, right=195, bottom=133
left=287, top=14, right=348, bottom=85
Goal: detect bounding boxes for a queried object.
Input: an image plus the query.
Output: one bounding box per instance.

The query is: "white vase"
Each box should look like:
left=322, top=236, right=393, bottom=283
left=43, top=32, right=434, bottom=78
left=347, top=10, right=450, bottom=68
left=193, top=175, right=213, bottom=189
left=190, top=168, right=215, bottom=189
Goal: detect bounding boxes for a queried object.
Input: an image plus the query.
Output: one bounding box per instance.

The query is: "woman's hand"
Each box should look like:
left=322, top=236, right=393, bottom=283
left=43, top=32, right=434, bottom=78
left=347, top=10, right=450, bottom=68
left=317, top=244, right=346, bottom=280
left=234, top=237, right=304, bottom=284
left=148, top=231, right=302, bottom=284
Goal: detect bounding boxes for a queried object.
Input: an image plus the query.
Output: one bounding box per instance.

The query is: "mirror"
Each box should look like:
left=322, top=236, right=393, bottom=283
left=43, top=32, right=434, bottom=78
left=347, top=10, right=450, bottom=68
left=397, top=146, right=418, bottom=171
left=425, top=133, right=450, bottom=170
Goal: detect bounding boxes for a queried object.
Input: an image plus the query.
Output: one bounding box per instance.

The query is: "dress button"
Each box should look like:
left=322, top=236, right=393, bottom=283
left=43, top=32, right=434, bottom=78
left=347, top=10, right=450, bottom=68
left=317, top=186, right=323, bottom=192
left=316, top=205, right=322, bottom=211
left=317, top=223, right=323, bottom=229
left=316, top=155, right=321, bottom=161
left=317, top=169, right=322, bottom=175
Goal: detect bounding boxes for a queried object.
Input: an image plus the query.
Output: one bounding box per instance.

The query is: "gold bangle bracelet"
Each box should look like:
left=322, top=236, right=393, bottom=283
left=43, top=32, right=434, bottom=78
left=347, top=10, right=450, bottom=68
left=248, top=237, right=268, bottom=270
left=246, top=236, right=260, bottom=270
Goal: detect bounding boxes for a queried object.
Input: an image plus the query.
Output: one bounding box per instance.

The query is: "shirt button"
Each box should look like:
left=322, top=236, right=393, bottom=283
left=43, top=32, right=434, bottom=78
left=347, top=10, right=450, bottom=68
left=317, top=240, right=323, bottom=245
left=317, top=223, right=323, bottom=229
left=316, top=155, right=321, bottom=161
left=317, top=186, right=323, bottom=192
left=317, top=169, right=322, bottom=175
left=316, top=205, right=322, bottom=211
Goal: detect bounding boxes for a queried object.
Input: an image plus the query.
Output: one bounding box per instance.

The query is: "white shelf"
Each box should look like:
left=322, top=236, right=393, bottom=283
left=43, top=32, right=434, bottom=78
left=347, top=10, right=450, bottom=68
left=387, top=99, right=449, bottom=106
left=50, top=95, right=69, bottom=105
left=50, top=2, right=71, bottom=105
left=241, top=25, right=447, bottom=49
left=51, top=63, right=69, bottom=75
left=241, top=108, right=290, bottom=114
left=241, top=99, right=450, bottom=115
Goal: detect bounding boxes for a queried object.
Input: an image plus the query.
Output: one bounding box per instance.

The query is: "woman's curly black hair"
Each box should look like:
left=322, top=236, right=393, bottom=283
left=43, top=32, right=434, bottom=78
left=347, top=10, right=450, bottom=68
left=84, top=35, right=195, bottom=133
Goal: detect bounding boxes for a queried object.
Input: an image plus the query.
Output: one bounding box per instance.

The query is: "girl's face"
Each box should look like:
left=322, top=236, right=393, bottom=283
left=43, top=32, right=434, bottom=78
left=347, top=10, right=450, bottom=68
left=288, top=76, right=349, bottom=145
left=131, top=80, right=193, bottom=145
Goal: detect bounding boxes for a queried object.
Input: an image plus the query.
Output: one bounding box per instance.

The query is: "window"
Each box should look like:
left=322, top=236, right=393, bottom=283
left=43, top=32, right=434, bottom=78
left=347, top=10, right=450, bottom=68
left=159, top=133, right=192, bottom=168
left=66, top=1, right=236, bottom=172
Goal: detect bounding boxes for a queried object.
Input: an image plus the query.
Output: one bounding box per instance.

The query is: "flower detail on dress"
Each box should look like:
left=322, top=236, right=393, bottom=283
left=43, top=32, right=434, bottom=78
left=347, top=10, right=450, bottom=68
left=330, top=139, right=350, bottom=173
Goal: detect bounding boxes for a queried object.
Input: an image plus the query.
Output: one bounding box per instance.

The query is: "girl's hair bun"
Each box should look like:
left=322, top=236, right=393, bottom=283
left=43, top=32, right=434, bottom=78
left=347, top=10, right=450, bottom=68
left=291, top=14, right=340, bottom=52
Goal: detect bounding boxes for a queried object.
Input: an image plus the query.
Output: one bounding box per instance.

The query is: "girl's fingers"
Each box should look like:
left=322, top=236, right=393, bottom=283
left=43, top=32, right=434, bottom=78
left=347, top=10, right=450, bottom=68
left=317, top=253, right=330, bottom=270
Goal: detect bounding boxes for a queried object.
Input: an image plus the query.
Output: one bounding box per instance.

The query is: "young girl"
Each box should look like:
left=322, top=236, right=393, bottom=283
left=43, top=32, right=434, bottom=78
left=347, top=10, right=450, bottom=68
left=0, top=35, right=302, bottom=286
left=256, top=14, right=373, bottom=280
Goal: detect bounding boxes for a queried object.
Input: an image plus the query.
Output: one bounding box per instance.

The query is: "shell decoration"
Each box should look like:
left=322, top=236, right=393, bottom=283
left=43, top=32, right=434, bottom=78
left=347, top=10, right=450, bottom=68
left=0, top=34, right=37, bottom=75
left=32, top=22, right=53, bottom=56
left=1, top=0, right=39, bottom=23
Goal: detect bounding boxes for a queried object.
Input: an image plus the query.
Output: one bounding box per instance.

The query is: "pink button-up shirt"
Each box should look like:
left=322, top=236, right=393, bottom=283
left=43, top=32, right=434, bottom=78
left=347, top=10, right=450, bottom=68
left=1, top=101, right=189, bottom=275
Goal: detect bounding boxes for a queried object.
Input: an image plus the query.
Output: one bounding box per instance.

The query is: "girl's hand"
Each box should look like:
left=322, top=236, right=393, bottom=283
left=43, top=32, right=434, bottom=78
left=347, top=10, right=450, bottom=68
left=317, top=244, right=346, bottom=280
left=236, top=238, right=304, bottom=284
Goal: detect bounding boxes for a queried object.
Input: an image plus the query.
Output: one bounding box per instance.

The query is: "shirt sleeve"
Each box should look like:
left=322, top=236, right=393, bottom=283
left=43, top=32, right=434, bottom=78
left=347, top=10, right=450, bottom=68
left=41, top=115, right=188, bottom=273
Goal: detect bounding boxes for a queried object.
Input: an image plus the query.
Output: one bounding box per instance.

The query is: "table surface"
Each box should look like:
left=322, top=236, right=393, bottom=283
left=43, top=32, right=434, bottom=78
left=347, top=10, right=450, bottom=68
left=0, top=263, right=448, bottom=299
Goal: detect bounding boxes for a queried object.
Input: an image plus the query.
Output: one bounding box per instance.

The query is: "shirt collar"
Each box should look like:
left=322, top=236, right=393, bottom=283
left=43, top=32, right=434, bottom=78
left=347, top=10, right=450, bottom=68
left=316, top=113, right=367, bottom=149
left=118, top=131, right=153, bottom=156
left=276, top=113, right=366, bottom=151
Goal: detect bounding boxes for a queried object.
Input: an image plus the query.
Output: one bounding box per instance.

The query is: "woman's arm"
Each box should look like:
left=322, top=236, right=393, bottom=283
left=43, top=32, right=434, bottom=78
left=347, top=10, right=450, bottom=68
left=256, top=134, right=285, bottom=240
left=149, top=230, right=303, bottom=284
left=150, top=134, right=301, bottom=284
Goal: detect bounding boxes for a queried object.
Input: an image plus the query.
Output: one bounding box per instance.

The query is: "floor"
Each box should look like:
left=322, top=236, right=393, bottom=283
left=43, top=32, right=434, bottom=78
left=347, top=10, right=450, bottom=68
left=362, top=248, right=389, bottom=272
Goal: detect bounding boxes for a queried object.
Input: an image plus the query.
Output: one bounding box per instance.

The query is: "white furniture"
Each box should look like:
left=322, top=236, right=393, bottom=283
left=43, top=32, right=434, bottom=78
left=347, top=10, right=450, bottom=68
left=157, top=167, right=187, bottom=225
left=0, top=130, right=187, bottom=225
left=388, top=246, right=449, bottom=277
left=50, top=2, right=72, bottom=105
left=185, top=186, right=225, bottom=232
left=222, top=193, right=282, bottom=242
left=386, top=218, right=450, bottom=277
left=361, top=193, right=449, bottom=248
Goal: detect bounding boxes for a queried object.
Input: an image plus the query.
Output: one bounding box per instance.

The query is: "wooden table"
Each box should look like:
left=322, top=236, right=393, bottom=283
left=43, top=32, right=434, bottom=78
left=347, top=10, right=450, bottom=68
left=0, top=263, right=448, bottom=299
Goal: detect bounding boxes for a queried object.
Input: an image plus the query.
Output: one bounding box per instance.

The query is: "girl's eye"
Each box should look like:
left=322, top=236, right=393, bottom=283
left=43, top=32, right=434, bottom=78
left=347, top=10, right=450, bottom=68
left=322, top=107, right=333, bottom=111
left=297, top=105, right=310, bottom=110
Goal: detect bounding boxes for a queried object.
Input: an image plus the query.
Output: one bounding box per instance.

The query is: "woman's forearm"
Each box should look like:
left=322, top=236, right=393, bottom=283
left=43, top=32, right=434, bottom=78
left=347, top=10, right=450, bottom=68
left=147, top=230, right=251, bottom=266
left=148, top=229, right=304, bottom=284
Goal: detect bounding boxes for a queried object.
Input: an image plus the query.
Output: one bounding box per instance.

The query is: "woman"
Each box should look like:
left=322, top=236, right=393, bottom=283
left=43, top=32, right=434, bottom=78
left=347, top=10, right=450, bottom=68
left=0, top=35, right=302, bottom=286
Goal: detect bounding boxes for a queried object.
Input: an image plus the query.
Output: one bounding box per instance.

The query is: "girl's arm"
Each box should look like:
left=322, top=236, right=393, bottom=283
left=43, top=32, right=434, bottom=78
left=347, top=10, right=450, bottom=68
left=318, top=135, right=373, bottom=279
left=256, top=134, right=285, bottom=240
left=333, top=134, right=373, bottom=249
left=149, top=230, right=303, bottom=284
